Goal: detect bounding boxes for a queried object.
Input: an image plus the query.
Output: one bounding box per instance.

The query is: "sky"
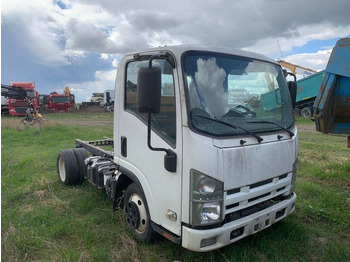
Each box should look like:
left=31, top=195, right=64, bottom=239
left=1, top=0, right=350, bottom=103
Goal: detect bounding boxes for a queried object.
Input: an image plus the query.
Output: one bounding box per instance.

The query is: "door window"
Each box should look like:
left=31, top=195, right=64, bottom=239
left=125, top=59, right=176, bottom=146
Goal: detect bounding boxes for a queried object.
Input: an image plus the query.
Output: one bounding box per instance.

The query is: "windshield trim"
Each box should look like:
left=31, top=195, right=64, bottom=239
left=181, top=50, right=295, bottom=139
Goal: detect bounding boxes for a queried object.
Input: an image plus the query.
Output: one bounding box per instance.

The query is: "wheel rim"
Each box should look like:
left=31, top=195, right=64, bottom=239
left=125, top=201, right=140, bottom=229
left=58, top=157, right=66, bottom=181
left=125, top=193, right=148, bottom=234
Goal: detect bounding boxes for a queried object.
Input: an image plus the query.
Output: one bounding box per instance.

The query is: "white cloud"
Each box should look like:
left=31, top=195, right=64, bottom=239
left=148, top=31, right=183, bottom=47
left=2, top=0, right=350, bottom=99
left=66, top=79, right=113, bottom=102
left=65, top=18, right=120, bottom=53
left=3, top=0, right=350, bottom=63
left=112, top=59, right=118, bottom=68
left=2, top=0, right=70, bottom=65
left=245, top=23, right=350, bottom=58
left=65, top=69, right=116, bottom=102
left=107, top=21, right=150, bottom=53
left=283, top=49, right=332, bottom=72
left=100, top=53, right=109, bottom=60
left=95, top=70, right=117, bottom=82
left=59, top=2, right=116, bottom=28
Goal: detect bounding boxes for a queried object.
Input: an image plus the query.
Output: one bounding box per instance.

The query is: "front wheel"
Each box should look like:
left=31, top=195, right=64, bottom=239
left=124, top=183, right=156, bottom=242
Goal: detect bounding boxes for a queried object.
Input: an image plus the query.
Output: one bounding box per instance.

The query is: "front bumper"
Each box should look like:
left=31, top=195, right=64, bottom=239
left=182, top=193, right=296, bottom=252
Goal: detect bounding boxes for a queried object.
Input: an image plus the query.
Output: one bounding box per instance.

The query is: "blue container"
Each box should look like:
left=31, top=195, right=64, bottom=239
left=314, top=38, right=350, bottom=135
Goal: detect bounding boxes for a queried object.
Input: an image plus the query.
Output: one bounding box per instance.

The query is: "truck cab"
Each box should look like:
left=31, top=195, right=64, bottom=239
left=8, top=82, right=38, bottom=116
left=114, top=46, right=297, bottom=251
left=48, top=92, right=71, bottom=112
left=58, top=45, right=297, bottom=252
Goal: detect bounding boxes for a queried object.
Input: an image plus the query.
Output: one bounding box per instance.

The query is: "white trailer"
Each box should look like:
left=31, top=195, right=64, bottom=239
left=57, top=46, right=298, bottom=252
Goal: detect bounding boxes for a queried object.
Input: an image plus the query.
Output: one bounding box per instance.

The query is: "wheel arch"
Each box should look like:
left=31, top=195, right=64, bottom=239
left=114, top=166, right=151, bottom=217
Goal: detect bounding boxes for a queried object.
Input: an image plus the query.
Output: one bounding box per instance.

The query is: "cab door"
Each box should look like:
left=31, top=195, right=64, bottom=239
left=117, top=55, right=183, bottom=236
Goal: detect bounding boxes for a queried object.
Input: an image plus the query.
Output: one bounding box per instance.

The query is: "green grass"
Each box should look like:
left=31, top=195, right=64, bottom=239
left=295, top=116, right=315, bottom=125
left=2, top=114, right=350, bottom=261
left=41, top=110, right=114, bottom=121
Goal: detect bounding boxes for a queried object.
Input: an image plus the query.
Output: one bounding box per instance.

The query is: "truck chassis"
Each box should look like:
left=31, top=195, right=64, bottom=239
left=57, top=138, right=180, bottom=245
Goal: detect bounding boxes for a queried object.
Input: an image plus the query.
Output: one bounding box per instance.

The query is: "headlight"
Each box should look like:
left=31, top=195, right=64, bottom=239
left=201, top=202, right=221, bottom=221
left=197, top=176, right=217, bottom=193
left=190, top=170, right=223, bottom=226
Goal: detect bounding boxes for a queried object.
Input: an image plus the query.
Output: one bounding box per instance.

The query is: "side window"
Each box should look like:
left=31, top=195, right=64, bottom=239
left=125, top=59, right=176, bottom=146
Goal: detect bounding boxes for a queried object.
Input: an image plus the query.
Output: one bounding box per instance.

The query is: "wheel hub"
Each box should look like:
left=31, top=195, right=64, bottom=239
left=125, top=201, right=140, bottom=229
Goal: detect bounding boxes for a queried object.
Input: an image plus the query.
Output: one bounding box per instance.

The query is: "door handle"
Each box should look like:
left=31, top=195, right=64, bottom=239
left=121, top=136, right=127, bottom=157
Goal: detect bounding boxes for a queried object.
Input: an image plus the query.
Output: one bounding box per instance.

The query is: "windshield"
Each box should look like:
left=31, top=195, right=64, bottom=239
left=51, top=96, right=70, bottom=103
left=26, top=90, right=35, bottom=98
left=183, top=51, right=294, bottom=137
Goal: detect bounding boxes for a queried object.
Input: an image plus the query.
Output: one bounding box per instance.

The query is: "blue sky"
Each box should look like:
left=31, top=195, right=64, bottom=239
left=2, top=0, right=350, bottom=102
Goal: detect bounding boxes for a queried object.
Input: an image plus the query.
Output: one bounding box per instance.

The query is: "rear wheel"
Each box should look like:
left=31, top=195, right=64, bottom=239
left=73, top=148, right=89, bottom=184
left=301, top=107, right=312, bottom=118
left=57, top=149, right=79, bottom=185
left=293, top=108, right=301, bottom=117
left=124, top=183, right=156, bottom=242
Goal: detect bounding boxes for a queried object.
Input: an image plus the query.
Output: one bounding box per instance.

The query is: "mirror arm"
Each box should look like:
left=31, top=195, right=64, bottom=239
left=288, top=72, right=296, bottom=82
left=148, top=54, right=162, bottom=68
left=147, top=113, right=168, bottom=154
left=147, top=113, right=177, bottom=172
left=164, top=52, right=175, bottom=68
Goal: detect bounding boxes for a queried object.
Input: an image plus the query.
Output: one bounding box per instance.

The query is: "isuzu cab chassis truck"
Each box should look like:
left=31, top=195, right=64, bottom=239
left=57, top=45, right=298, bottom=252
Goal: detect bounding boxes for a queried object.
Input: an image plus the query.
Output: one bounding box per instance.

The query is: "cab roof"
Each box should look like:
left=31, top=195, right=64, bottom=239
left=128, top=45, right=277, bottom=65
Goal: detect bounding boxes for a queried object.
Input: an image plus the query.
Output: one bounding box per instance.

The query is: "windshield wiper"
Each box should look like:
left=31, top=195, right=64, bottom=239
left=193, top=114, right=263, bottom=143
left=246, top=120, right=294, bottom=137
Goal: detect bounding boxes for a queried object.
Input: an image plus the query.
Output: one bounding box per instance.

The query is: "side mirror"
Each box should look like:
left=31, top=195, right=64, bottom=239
left=137, top=67, right=162, bottom=114
left=288, top=81, right=297, bottom=108
left=137, top=57, right=177, bottom=173
left=164, top=151, right=177, bottom=172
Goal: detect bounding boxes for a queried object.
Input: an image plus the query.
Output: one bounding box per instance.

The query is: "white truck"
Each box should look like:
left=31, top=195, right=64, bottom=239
left=57, top=45, right=298, bottom=252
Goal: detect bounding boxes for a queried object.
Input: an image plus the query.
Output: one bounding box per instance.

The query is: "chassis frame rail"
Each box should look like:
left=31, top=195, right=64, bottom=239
left=75, top=138, right=114, bottom=158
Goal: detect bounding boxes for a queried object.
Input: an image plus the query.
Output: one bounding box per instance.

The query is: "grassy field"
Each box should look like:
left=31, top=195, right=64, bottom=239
left=1, top=113, right=349, bottom=261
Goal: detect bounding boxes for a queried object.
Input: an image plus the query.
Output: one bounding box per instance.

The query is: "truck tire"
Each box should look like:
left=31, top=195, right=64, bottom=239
left=301, top=107, right=312, bottom=118
left=124, top=183, right=156, bottom=242
left=293, top=108, right=301, bottom=117
left=57, top=149, right=79, bottom=185
left=73, top=148, right=89, bottom=183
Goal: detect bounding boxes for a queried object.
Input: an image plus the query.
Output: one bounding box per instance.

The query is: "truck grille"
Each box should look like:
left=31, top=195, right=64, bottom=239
left=224, top=173, right=292, bottom=222
left=52, top=105, right=68, bottom=111
left=12, top=101, right=28, bottom=107
left=15, top=107, right=28, bottom=114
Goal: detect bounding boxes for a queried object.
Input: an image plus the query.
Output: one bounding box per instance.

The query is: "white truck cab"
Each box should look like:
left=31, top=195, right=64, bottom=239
left=58, top=45, right=298, bottom=252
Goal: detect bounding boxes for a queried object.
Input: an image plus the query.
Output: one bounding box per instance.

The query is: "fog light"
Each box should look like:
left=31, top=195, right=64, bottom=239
left=200, top=237, right=217, bottom=248
left=230, top=227, right=244, bottom=239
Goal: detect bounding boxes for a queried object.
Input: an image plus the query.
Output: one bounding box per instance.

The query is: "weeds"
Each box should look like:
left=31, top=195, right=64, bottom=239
left=1, top=116, right=57, bottom=131
left=1, top=114, right=350, bottom=261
